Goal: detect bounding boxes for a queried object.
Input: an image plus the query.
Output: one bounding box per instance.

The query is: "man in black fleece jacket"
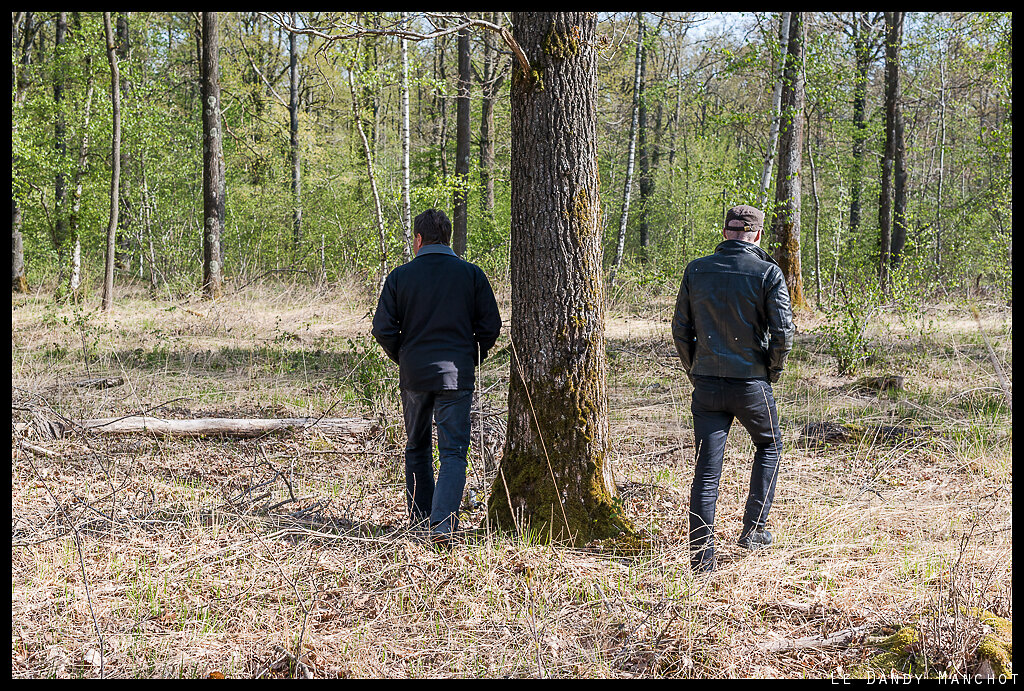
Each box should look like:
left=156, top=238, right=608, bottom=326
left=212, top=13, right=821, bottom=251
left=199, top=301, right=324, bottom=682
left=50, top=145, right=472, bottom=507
left=372, top=208, right=501, bottom=546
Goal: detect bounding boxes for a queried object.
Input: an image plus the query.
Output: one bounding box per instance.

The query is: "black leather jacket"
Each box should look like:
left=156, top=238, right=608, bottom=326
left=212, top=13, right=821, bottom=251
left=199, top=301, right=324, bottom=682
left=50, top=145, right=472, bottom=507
left=672, top=240, right=794, bottom=382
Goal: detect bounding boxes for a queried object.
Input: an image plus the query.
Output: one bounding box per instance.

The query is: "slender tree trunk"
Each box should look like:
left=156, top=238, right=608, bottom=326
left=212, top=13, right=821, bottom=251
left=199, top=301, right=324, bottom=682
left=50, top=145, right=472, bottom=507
left=114, top=12, right=132, bottom=275
left=479, top=11, right=501, bottom=230
left=101, top=13, right=121, bottom=311
left=488, top=12, right=627, bottom=546
left=436, top=37, right=448, bottom=178
left=936, top=32, right=947, bottom=272
left=68, top=36, right=95, bottom=302
left=636, top=15, right=652, bottom=261
left=289, top=11, right=302, bottom=247
left=12, top=12, right=32, bottom=293
left=759, top=11, right=791, bottom=207
left=891, top=106, right=907, bottom=269
left=53, top=13, right=68, bottom=269
left=769, top=11, right=806, bottom=311
left=609, top=15, right=644, bottom=286
left=452, top=26, right=471, bottom=257
left=400, top=11, right=412, bottom=261
left=849, top=13, right=874, bottom=240
left=200, top=11, right=224, bottom=300
left=878, top=11, right=903, bottom=289
left=806, top=110, right=822, bottom=308
left=347, top=65, right=388, bottom=287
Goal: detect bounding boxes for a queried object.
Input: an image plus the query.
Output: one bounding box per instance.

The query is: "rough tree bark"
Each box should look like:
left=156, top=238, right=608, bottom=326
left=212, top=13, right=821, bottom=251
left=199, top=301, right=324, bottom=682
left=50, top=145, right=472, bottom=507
left=101, top=12, right=121, bottom=311
left=769, top=11, right=807, bottom=311
left=201, top=11, right=224, bottom=300
left=487, top=11, right=628, bottom=546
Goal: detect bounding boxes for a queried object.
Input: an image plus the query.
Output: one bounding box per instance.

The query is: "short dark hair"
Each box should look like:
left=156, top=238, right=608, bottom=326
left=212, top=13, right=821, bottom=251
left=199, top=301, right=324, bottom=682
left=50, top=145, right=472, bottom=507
left=414, top=208, right=452, bottom=246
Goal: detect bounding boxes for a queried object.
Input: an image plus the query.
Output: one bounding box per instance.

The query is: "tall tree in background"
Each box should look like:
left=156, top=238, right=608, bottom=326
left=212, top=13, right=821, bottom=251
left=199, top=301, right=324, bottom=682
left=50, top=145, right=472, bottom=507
left=842, top=12, right=882, bottom=240
left=52, top=13, right=69, bottom=282
left=758, top=12, right=791, bottom=207
left=452, top=26, right=471, bottom=257
left=113, top=12, right=132, bottom=275
left=488, top=11, right=627, bottom=545
left=399, top=11, right=412, bottom=261
left=608, top=13, right=644, bottom=286
left=636, top=14, right=652, bottom=260
left=478, top=11, right=503, bottom=230
left=66, top=12, right=95, bottom=302
left=878, top=10, right=904, bottom=288
left=769, top=11, right=807, bottom=310
left=101, top=12, right=121, bottom=311
left=288, top=11, right=302, bottom=247
left=12, top=11, right=33, bottom=293
left=200, top=11, right=224, bottom=299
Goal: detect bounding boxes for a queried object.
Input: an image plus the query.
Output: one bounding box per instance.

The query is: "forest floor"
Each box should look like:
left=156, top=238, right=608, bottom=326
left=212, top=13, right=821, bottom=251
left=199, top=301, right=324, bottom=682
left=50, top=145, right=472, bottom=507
left=11, top=278, right=1012, bottom=679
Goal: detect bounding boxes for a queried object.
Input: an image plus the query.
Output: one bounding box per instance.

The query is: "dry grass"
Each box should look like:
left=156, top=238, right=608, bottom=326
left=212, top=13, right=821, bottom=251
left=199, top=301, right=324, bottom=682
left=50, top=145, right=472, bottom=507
left=11, top=278, right=1012, bottom=678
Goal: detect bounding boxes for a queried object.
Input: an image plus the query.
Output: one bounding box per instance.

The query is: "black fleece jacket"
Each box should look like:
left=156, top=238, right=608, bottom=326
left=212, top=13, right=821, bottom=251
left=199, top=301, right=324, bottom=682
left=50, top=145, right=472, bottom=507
left=372, top=244, right=501, bottom=391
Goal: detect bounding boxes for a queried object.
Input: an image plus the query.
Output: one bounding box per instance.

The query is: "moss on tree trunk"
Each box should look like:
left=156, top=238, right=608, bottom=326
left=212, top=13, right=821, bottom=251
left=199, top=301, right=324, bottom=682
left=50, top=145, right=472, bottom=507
left=487, top=12, right=630, bottom=546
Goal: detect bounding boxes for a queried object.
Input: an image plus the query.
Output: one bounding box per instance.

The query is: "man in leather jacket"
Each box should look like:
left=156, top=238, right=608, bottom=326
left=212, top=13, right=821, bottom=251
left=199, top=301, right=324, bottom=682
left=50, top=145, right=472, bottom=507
left=672, top=205, right=795, bottom=573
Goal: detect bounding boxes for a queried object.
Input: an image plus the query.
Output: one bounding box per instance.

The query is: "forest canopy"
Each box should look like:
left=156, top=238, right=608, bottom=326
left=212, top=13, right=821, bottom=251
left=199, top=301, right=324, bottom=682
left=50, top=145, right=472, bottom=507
left=11, top=12, right=1012, bottom=302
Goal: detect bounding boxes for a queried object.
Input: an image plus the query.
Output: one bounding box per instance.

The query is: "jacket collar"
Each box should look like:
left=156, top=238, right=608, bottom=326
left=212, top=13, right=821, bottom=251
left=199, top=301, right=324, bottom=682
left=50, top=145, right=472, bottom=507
left=415, top=243, right=457, bottom=258
left=714, top=239, right=779, bottom=266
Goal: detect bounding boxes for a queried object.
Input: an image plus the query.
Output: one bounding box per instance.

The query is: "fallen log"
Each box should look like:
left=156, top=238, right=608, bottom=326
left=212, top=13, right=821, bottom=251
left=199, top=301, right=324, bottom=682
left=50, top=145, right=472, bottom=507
left=73, top=416, right=378, bottom=438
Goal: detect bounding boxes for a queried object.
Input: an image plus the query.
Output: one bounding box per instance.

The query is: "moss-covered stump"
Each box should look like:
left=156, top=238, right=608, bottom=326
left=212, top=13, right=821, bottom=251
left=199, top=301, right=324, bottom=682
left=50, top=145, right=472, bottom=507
left=971, top=609, right=1012, bottom=678
left=848, top=610, right=1012, bottom=679
left=849, top=626, right=927, bottom=678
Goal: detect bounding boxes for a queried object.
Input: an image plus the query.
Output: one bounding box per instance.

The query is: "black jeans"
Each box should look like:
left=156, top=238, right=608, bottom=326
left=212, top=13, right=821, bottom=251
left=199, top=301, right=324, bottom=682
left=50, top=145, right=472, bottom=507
left=689, top=376, right=782, bottom=565
left=401, top=388, right=473, bottom=535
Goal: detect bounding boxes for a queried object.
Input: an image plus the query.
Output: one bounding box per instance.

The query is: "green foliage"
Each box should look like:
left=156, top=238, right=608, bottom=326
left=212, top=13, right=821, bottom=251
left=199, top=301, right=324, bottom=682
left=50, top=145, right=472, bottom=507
left=816, top=273, right=882, bottom=376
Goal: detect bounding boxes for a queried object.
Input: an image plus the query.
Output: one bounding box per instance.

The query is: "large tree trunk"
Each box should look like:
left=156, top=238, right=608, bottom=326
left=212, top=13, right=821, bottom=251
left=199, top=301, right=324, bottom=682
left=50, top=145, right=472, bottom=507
left=289, top=11, right=302, bottom=247
left=878, top=11, right=903, bottom=289
left=201, top=12, right=224, bottom=300
left=608, top=14, right=644, bottom=286
left=488, top=12, right=626, bottom=546
left=770, top=11, right=807, bottom=311
left=101, top=12, right=121, bottom=311
left=452, top=26, right=471, bottom=257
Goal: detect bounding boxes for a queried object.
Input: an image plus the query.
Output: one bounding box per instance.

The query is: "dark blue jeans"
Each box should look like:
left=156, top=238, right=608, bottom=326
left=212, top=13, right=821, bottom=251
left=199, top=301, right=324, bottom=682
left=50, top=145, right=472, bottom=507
left=401, top=388, right=473, bottom=535
left=689, top=376, right=782, bottom=565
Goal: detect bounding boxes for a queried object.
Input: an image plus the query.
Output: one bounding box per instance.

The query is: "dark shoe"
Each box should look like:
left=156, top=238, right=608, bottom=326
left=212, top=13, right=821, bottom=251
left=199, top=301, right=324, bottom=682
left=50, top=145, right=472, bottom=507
left=691, top=556, right=716, bottom=575
left=738, top=527, right=773, bottom=550
left=430, top=531, right=453, bottom=553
